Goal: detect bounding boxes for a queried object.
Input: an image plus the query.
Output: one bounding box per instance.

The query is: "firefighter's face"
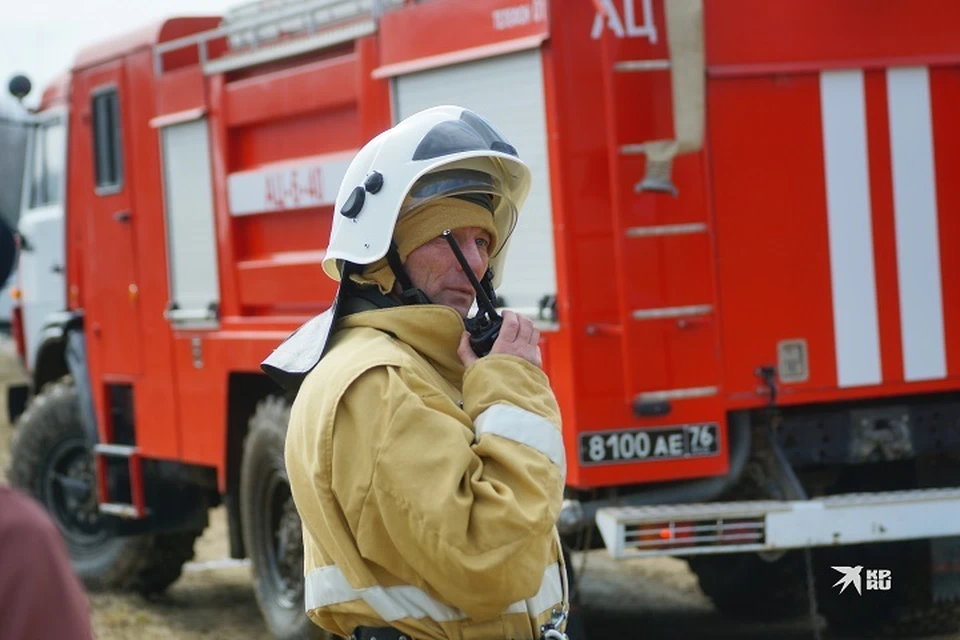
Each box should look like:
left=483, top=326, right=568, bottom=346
left=403, top=226, right=492, bottom=317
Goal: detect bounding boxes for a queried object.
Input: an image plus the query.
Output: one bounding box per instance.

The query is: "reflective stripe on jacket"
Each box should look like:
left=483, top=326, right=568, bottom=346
left=285, top=305, right=567, bottom=639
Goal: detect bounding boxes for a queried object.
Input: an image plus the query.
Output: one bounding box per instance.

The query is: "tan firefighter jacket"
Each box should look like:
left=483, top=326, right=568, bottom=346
left=285, top=303, right=568, bottom=639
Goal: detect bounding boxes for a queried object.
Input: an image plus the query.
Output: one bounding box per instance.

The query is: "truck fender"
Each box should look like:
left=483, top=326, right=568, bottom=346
left=28, top=311, right=82, bottom=390
left=63, top=324, right=99, bottom=446
left=28, top=310, right=97, bottom=445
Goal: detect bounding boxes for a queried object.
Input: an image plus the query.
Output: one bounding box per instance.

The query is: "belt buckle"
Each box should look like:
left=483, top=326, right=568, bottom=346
left=539, top=607, right=569, bottom=640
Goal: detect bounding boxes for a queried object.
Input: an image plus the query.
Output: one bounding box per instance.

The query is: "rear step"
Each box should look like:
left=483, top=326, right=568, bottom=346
left=596, top=487, right=960, bottom=559
left=94, top=443, right=146, bottom=519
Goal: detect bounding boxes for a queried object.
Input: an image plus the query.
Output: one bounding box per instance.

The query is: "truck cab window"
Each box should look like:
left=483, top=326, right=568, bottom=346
left=28, top=120, right=65, bottom=208
left=92, top=89, right=123, bottom=192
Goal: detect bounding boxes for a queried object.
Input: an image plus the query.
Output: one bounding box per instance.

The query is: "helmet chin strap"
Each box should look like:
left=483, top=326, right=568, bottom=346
left=386, top=242, right=432, bottom=305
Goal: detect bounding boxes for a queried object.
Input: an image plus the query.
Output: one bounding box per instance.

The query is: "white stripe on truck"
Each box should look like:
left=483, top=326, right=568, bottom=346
left=887, top=66, right=947, bottom=382
left=820, top=70, right=882, bottom=388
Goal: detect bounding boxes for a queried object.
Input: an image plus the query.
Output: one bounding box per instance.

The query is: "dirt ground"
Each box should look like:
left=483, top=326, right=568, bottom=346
left=1, top=337, right=956, bottom=640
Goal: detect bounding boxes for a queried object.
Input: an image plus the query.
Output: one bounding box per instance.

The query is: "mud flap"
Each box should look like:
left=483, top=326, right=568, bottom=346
left=6, top=383, right=28, bottom=424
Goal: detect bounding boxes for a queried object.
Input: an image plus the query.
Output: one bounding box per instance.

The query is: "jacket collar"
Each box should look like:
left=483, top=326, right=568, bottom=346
left=338, top=305, right=467, bottom=384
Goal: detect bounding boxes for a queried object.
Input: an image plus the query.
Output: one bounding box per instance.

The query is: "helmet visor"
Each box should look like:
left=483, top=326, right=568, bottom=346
left=400, top=168, right=518, bottom=259
left=412, top=110, right=519, bottom=161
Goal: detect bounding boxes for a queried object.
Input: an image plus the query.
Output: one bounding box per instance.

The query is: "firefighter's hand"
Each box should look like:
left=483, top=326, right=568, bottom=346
left=458, top=311, right=542, bottom=369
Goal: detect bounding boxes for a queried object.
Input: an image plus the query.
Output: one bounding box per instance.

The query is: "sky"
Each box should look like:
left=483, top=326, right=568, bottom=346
left=0, top=0, right=240, bottom=111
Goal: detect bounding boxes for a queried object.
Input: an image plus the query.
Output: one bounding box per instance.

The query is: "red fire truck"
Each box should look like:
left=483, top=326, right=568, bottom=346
left=7, top=0, right=960, bottom=636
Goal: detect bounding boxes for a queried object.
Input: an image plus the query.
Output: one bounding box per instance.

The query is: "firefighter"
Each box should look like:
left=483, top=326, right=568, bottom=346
left=263, top=106, right=569, bottom=640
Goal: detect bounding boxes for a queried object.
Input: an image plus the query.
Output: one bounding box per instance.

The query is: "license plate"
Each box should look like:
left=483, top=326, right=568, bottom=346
left=578, top=423, right=721, bottom=466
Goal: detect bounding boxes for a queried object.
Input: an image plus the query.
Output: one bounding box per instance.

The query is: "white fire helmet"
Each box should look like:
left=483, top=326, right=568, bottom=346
left=323, top=105, right=532, bottom=288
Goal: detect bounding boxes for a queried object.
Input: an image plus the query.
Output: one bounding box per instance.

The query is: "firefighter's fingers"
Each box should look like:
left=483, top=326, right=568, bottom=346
left=492, top=312, right=542, bottom=368
left=516, top=314, right=535, bottom=345
left=457, top=332, right=479, bottom=368
left=499, top=311, right=521, bottom=343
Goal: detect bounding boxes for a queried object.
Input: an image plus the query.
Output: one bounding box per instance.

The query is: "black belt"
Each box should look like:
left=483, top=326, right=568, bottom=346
left=351, top=626, right=409, bottom=640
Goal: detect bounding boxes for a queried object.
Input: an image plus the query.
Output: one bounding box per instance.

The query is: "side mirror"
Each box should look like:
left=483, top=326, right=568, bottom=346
left=8, top=74, right=31, bottom=102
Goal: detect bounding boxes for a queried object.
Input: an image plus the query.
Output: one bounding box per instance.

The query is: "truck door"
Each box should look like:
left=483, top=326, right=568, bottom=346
left=82, top=64, right=142, bottom=375
left=16, top=110, right=68, bottom=370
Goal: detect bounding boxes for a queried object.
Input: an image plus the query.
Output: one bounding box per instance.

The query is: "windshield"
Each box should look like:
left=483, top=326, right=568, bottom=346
left=28, top=118, right=66, bottom=208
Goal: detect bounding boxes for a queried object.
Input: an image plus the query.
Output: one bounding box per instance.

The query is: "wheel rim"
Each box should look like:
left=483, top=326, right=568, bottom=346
left=259, top=462, right=304, bottom=610
left=40, top=436, right=107, bottom=548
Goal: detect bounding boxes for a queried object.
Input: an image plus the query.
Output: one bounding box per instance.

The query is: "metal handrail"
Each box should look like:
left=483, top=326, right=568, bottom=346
left=153, top=0, right=405, bottom=76
left=224, top=0, right=357, bottom=23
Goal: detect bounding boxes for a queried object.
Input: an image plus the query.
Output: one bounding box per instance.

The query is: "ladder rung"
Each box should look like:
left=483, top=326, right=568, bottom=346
left=614, top=59, right=671, bottom=72
left=635, top=386, right=718, bottom=402
left=620, top=144, right=647, bottom=155
left=99, top=503, right=141, bottom=519
left=626, top=223, right=708, bottom=238
left=94, top=444, right=138, bottom=457
left=632, top=305, right=713, bottom=321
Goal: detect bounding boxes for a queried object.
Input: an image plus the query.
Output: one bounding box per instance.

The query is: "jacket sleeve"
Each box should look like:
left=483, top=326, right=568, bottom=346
left=337, top=355, right=565, bottom=621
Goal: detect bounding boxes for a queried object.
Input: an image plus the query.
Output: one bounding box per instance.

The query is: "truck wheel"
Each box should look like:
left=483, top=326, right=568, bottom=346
left=241, top=396, right=327, bottom=640
left=688, top=551, right=809, bottom=619
left=816, top=541, right=960, bottom=636
left=132, top=531, right=201, bottom=596
left=9, top=378, right=198, bottom=594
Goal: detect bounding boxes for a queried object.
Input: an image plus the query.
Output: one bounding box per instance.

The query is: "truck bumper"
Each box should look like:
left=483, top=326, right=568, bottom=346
left=596, top=487, right=960, bottom=559
left=6, top=383, right=27, bottom=425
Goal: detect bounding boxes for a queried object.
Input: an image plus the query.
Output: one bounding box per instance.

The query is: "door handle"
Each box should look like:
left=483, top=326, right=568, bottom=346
left=113, top=211, right=131, bottom=223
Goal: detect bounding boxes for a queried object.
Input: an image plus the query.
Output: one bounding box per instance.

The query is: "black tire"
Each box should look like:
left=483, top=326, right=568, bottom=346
left=688, top=551, right=809, bottom=620
left=132, top=530, right=201, bottom=596
left=688, top=461, right=810, bottom=619
left=816, top=541, right=960, bottom=637
left=9, top=378, right=198, bottom=594
left=241, top=396, right=327, bottom=640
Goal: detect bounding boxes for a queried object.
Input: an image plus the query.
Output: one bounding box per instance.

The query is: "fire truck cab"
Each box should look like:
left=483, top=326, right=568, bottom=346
left=0, top=93, right=29, bottom=343
left=8, top=0, right=960, bottom=637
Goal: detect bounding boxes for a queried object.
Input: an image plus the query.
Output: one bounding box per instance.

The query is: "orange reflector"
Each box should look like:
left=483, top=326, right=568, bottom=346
left=9, top=287, right=20, bottom=300
left=659, top=528, right=672, bottom=540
